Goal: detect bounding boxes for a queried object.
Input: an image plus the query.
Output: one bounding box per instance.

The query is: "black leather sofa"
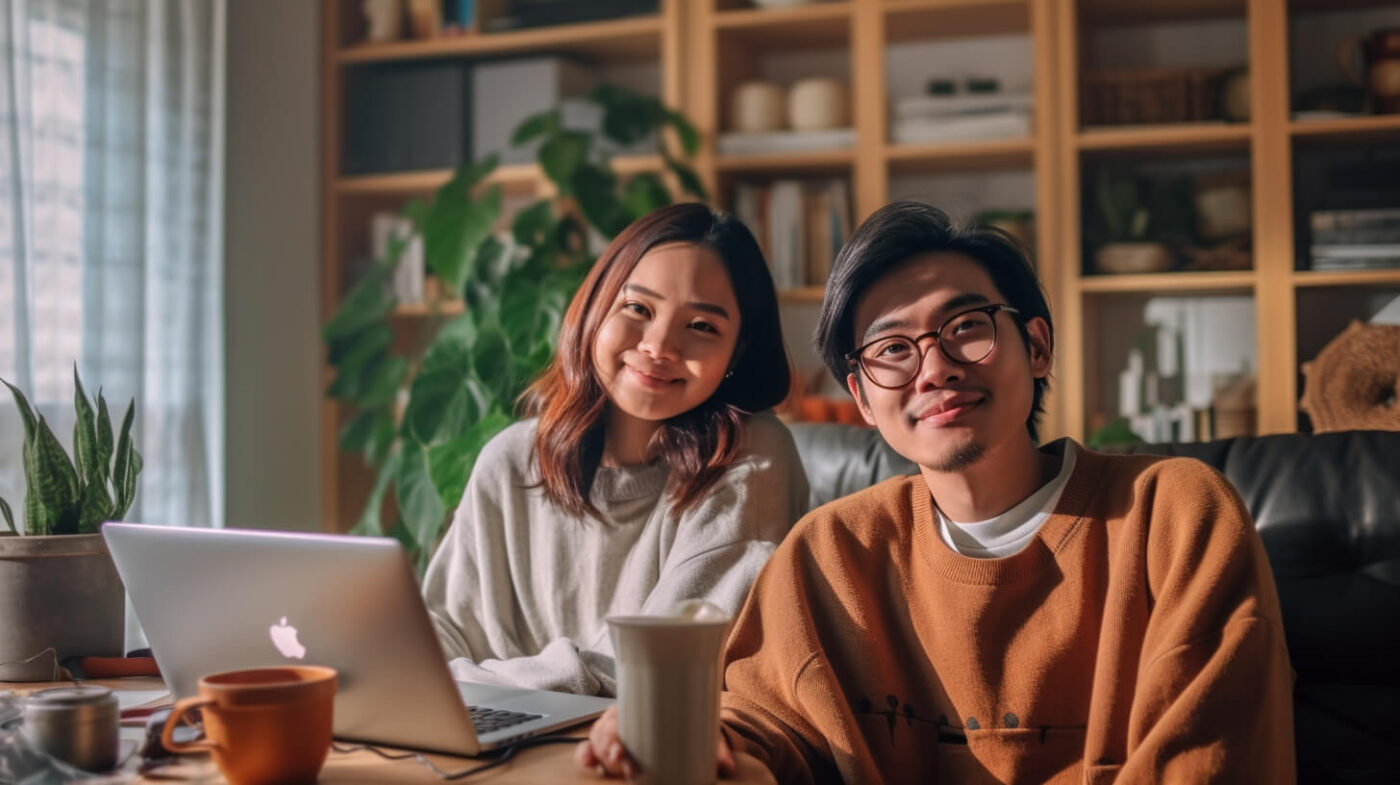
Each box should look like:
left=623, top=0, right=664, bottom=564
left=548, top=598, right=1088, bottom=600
left=788, top=423, right=1400, bottom=784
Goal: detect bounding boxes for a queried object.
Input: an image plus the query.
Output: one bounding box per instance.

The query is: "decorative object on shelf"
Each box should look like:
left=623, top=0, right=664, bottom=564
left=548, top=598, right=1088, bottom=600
left=891, top=90, right=1033, bottom=146
left=1338, top=27, right=1400, bottom=115
left=787, top=77, right=849, bottom=132
left=1300, top=320, right=1400, bottom=432
left=965, top=76, right=1000, bottom=95
left=731, top=80, right=786, bottom=133
left=406, top=0, right=441, bottom=39
left=1186, top=170, right=1252, bottom=272
left=1219, top=67, right=1250, bottom=122
left=1211, top=373, right=1255, bottom=440
left=1309, top=207, right=1400, bottom=271
left=1095, top=242, right=1173, bottom=275
left=0, top=369, right=142, bottom=681
left=973, top=208, right=1035, bottom=254
left=362, top=0, right=403, bottom=43
left=323, top=85, right=704, bottom=569
left=1087, top=167, right=1193, bottom=275
left=1081, top=66, right=1240, bottom=126
left=926, top=78, right=956, bottom=96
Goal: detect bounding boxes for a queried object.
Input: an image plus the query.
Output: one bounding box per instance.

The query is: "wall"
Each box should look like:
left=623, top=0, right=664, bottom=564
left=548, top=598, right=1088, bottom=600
left=224, top=0, right=322, bottom=530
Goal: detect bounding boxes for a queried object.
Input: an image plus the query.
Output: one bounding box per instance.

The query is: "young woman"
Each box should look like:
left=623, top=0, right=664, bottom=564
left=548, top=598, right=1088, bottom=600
left=422, top=203, right=809, bottom=696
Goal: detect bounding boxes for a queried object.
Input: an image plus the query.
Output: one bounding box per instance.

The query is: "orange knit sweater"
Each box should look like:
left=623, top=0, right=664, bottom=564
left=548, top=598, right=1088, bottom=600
left=719, top=440, right=1295, bottom=784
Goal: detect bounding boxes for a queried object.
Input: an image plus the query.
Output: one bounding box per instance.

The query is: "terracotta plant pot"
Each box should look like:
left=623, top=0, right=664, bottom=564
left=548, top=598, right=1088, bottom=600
left=0, top=534, right=125, bottom=681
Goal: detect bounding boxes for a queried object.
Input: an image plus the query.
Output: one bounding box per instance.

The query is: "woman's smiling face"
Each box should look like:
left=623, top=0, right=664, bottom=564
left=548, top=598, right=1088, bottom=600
left=592, top=241, right=742, bottom=426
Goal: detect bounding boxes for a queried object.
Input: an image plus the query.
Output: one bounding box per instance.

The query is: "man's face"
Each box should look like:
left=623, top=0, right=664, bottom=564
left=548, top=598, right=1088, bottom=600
left=845, top=252, right=1052, bottom=473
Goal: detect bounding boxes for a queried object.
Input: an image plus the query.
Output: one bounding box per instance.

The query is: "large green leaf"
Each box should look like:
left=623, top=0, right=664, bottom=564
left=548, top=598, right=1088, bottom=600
left=0, top=496, right=15, bottom=535
left=322, top=260, right=396, bottom=344
left=111, top=400, right=139, bottom=518
left=403, top=334, right=488, bottom=445
left=2, top=378, right=39, bottom=443
left=349, top=450, right=400, bottom=537
left=32, top=416, right=80, bottom=534
left=338, top=407, right=391, bottom=455
left=622, top=173, right=672, bottom=220
left=425, top=182, right=502, bottom=295
left=510, top=109, right=560, bottom=146
left=95, top=392, right=114, bottom=482
left=471, top=323, right=511, bottom=402
left=396, top=445, right=446, bottom=553
left=427, top=410, right=512, bottom=511
left=72, top=367, right=99, bottom=483
left=511, top=200, right=555, bottom=248
left=539, top=131, right=591, bottom=192
left=76, top=476, right=114, bottom=534
left=351, top=354, right=408, bottom=409
left=572, top=163, right=629, bottom=237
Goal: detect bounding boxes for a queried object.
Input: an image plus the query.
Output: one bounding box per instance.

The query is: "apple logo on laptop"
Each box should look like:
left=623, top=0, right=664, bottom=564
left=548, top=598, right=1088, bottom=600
left=269, top=617, right=306, bottom=659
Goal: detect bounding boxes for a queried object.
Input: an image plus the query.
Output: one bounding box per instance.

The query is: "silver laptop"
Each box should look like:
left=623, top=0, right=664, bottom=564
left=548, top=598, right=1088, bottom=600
left=102, top=522, right=612, bottom=756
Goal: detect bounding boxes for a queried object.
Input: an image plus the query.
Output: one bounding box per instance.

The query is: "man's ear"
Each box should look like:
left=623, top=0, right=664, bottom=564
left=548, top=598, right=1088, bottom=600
left=1025, top=316, right=1053, bottom=379
left=846, top=373, right=878, bottom=427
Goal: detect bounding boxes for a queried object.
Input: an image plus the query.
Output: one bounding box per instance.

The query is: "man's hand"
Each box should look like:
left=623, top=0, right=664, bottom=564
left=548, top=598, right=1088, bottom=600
left=574, top=706, right=737, bottom=779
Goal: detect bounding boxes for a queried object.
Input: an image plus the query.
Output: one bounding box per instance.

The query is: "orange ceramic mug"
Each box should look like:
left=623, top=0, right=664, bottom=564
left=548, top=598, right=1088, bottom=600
left=160, top=665, right=337, bottom=785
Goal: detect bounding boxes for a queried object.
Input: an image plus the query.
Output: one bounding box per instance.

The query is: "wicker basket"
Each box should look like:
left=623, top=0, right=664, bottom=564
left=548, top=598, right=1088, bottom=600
left=1081, top=67, right=1230, bottom=126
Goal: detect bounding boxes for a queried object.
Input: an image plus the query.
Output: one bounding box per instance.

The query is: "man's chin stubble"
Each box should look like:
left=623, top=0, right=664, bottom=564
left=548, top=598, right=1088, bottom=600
left=928, top=442, right=986, bottom=473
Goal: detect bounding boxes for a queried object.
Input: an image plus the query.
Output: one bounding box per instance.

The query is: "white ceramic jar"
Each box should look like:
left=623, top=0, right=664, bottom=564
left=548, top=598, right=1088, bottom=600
left=730, top=80, right=787, bottom=133
left=788, top=77, right=850, bottom=131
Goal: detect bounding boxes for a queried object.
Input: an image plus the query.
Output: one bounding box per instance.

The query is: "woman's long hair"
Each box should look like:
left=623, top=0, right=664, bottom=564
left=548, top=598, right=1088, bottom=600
left=520, top=203, right=790, bottom=519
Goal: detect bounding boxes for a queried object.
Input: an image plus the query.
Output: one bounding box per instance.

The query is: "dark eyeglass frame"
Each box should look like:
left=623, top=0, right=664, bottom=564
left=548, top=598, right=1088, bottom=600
left=846, top=304, right=1022, bottom=389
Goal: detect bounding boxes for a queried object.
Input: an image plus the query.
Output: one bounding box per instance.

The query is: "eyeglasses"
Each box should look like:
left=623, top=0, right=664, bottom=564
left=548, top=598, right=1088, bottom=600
left=846, top=304, right=1021, bottom=389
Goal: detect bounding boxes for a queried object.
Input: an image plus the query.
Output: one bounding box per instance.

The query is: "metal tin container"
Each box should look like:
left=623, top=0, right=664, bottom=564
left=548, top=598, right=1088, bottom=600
left=21, top=685, right=119, bottom=771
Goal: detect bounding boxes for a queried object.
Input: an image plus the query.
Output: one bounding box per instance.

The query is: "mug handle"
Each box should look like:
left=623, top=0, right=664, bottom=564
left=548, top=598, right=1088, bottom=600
left=1337, top=35, right=1365, bottom=85
left=161, top=696, right=217, bottom=754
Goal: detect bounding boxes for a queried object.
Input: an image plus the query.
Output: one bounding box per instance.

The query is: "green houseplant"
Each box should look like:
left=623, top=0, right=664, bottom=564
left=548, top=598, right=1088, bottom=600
left=323, top=85, right=704, bottom=570
left=0, top=368, right=143, bottom=680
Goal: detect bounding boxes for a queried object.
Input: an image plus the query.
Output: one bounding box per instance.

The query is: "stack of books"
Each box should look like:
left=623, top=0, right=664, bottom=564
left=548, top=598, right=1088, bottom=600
left=732, top=179, right=852, bottom=291
left=1310, top=208, right=1400, bottom=270
left=890, top=93, right=1032, bottom=146
left=371, top=211, right=425, bottom=305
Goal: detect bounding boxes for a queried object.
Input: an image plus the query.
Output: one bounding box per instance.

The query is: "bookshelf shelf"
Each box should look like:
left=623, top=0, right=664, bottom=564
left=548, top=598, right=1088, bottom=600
left=336, top=15, right=663, bottom=64
left=714, top=2, right=852, bottom=48
left=1076, top=123, right=1252, bottom=153
left=715, top=149, right=856, bottom=174
left=885, top=0, right=1030, bottom=41
left=335, top=155, right=665, bottom=196
left=884, top=138, right=1035, bottom=171
left=1292, top=269, right=1400, bottom=288
left=1076, top=0, right=1244, bottom=26
left=1290, top=114, right=1400, bottom=141
left=391, top=299, right=466, bottom=318
left=1077, top=271, right=1256, bottom=294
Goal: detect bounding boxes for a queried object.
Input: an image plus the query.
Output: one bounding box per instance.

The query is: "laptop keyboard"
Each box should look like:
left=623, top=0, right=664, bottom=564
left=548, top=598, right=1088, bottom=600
left=469, top=705, right=542, bottom=735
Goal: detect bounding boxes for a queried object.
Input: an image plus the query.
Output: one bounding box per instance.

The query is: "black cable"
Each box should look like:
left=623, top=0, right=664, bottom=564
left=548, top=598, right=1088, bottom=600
left=331, top=735, right=586, bottom=780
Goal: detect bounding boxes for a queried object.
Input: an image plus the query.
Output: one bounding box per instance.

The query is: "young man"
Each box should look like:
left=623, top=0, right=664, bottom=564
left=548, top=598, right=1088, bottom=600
left=579, top=201, right=1295, bottom=783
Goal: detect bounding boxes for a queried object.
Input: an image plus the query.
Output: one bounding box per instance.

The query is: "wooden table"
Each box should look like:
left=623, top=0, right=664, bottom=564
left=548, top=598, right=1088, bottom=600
left=4, top=678, right=777, bottom=783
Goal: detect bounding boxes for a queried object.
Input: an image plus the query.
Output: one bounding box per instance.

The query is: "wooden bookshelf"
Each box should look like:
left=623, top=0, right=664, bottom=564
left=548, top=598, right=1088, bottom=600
left=320, top=0, right=1400, bottom=531
left=335, top=15, right=664, bottom=64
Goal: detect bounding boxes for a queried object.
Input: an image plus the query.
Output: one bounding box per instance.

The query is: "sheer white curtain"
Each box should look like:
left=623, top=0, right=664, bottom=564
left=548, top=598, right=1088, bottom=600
left=0, top=0, right=225, bottom=530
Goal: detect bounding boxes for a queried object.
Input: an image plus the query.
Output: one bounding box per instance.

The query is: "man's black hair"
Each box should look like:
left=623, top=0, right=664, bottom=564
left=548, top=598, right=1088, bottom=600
left=814, top=200, right=1053, bottom=441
